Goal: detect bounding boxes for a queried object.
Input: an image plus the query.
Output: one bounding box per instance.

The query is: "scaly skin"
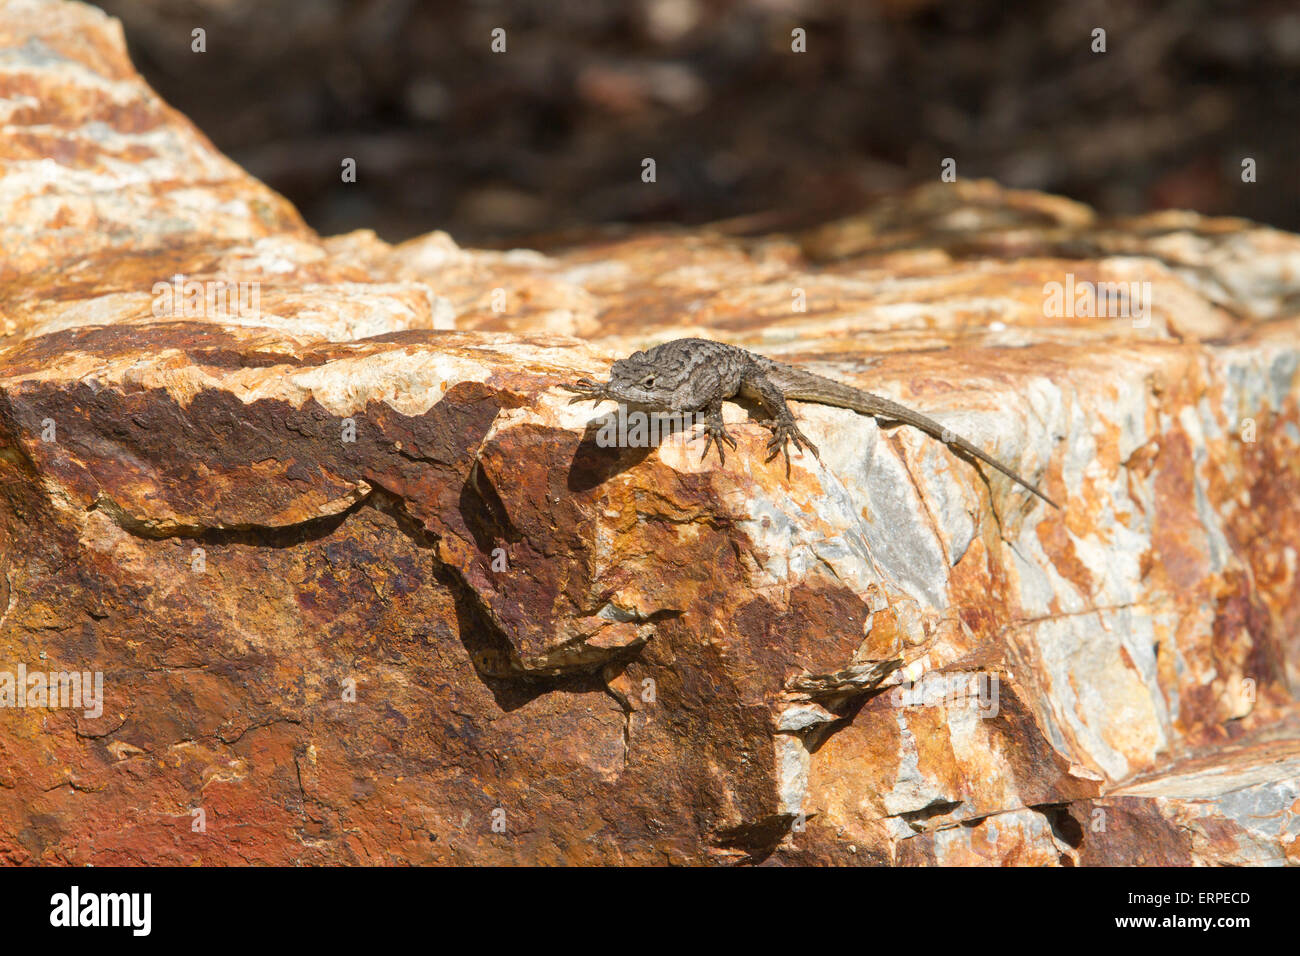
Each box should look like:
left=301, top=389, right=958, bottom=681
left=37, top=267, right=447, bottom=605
left=564, top=337, right=1058, bottom=509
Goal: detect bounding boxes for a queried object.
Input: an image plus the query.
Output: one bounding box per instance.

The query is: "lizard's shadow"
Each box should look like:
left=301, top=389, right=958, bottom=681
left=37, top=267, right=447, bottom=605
left=565, top=399, right=768, bottom=492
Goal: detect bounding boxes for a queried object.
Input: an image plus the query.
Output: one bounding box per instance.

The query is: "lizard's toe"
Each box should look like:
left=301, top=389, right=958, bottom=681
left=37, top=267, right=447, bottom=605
left=699, top=431, right=725, bottom=465
left=697, top=418, right=735, bottom=466
left=762, top=420, right=818, bottom=471
left=561, top=380, right=603, bottom=404
left=793, top=427, right=819, bottom=460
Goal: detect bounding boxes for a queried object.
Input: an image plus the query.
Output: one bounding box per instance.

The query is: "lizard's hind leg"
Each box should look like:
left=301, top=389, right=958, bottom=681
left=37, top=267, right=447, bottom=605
left=740, top=371, right=820, bottom=475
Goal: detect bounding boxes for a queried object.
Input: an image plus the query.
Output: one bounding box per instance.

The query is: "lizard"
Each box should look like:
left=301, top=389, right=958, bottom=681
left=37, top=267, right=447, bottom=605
left=563, top=337, right=1059, bottom=509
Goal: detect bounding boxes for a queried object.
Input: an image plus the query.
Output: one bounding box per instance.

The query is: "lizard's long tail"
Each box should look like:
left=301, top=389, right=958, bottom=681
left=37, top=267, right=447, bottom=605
left=773, top=369, right=1059, bottom=509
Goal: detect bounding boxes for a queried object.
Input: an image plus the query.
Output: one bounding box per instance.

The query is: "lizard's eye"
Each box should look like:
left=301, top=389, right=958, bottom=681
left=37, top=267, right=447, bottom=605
left=642, top=376, right=655, bottom=388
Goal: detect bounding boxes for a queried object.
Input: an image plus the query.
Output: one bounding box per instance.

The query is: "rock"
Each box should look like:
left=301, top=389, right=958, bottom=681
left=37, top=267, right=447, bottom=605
left=0, top=0, right=1297, bottom=865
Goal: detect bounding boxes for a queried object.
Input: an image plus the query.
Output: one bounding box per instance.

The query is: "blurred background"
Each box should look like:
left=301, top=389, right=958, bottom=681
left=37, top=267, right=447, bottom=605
left=94, top=0, right=1299, bottom=246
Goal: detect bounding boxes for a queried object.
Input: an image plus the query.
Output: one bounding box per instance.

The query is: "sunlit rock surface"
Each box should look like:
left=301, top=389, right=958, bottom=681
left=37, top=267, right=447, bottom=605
left=0, top=0, right=1297, bottom=865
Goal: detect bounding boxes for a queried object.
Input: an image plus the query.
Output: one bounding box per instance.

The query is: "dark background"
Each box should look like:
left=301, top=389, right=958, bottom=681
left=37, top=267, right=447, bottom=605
left=95, top=0, right=1299, bottom=246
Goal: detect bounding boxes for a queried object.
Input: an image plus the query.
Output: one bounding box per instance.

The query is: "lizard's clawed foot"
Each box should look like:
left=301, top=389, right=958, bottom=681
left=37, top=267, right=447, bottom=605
left=761, top=418, right=820, bottom=476
left=697, top=417, right=738, bottom=466
left=562, top=378, right=607, bottom=404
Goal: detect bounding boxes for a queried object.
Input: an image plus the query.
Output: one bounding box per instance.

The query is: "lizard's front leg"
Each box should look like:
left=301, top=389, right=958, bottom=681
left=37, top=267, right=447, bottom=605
left=696, top=399, right=737, bottom=465
left=560, top=377, right=607, bottom=404
left=739, top=371, right=820, bottom=474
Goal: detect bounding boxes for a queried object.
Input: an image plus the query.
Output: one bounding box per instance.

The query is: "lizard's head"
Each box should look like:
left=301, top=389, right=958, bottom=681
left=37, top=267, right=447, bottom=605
left=604, top=349, right=682, bottom=406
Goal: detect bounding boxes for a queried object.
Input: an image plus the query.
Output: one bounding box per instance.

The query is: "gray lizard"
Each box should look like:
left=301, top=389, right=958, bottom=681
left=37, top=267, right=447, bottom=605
left=564, top=337, right=1058, bottom=509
